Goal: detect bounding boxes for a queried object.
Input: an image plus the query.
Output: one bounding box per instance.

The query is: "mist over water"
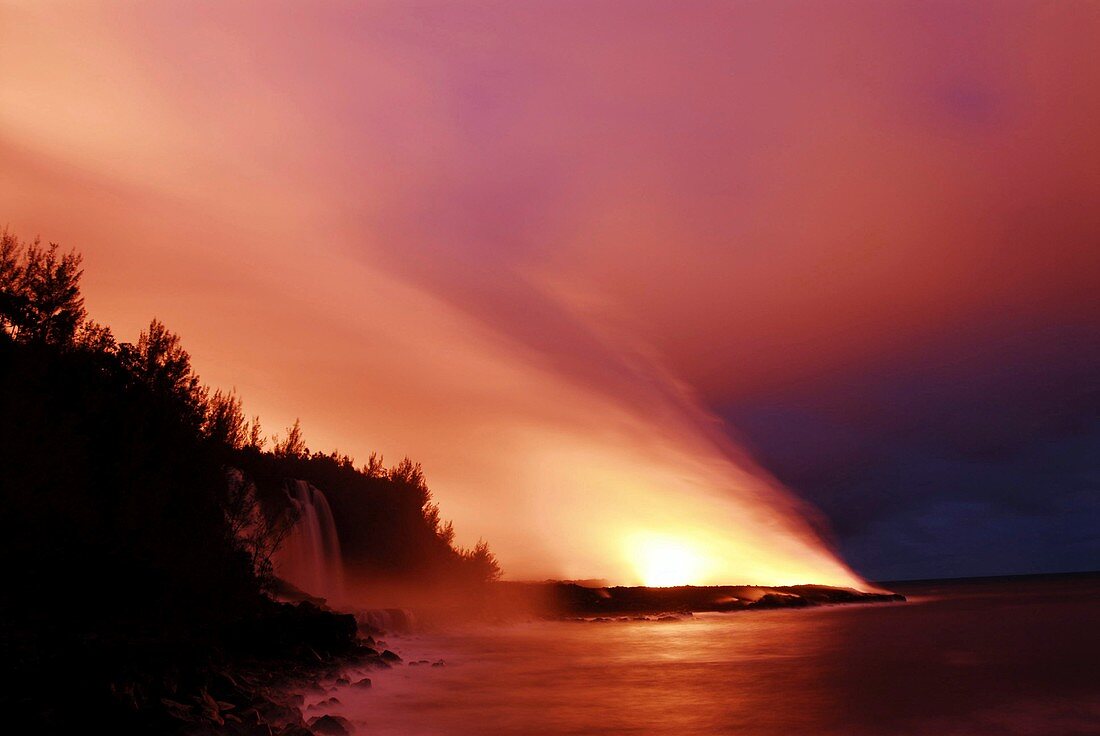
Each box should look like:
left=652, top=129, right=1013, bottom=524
left=306, top=576, right=1100, bottom=736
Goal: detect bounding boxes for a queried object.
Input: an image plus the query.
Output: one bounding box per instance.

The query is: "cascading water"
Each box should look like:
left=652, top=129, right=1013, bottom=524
left=274, top=480, right=345, bottom=605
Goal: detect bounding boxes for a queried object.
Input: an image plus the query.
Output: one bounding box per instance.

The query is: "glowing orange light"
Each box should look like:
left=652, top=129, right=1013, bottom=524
left=631, top=534, right=704, bottom=587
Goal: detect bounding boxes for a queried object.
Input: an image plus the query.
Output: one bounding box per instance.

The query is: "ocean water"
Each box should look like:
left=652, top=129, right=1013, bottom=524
left=306, top=575, right=1100, bottom=735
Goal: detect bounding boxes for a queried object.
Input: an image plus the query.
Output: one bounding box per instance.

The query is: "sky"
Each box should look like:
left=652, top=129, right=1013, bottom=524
left=1, top=1, right=1097, bottom=583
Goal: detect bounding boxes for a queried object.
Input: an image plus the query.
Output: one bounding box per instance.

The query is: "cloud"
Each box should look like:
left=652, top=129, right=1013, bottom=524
left=2, top=1, right=1096, bottom=582
left=0, top=1, right=873, bottom=587
left=726, top=324, right=1100, bottom=578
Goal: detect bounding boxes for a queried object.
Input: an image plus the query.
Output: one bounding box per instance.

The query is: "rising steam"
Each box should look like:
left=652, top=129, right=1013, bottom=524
left=0, top=2, right=869, bottom=589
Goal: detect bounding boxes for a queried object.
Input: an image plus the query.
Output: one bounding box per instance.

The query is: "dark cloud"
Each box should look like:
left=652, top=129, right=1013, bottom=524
left=724, top=323, right=1100, bottom=580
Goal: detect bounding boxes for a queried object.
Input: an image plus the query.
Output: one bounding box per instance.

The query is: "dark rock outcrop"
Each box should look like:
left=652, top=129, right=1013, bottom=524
left=749, top=593, right=811, bottom=609
left=309, top=714, right=352, bottom=736
left=528, top=581, right=906, bottom=617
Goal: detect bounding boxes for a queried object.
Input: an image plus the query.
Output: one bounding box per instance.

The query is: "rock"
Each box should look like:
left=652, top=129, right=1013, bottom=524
left=160, top=697, right=196, bottom=722
left=352, top=678, right=372, bottom=688
left=749, top=593, right=811, bottom=609
left=230, top=600, right=360, bottom=660
left=309, top=714, right=352, bottom=736
left=361, top=656, right=391, bottom=670
left=549, top=581, right=903, bottom=616
left=430, top=660, right=445, bottom=668
left=334, top=677, right=350, bottom=686
left=380, top=649, right=401, bottom=662
left=209, top=670, right=245, bottom=702
left=278, top=726, right=314, bottom=736
left=196, top=688, right=225, bottom=724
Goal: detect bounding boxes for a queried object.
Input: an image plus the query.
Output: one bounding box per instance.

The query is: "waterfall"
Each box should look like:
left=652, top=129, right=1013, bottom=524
left=274, top=480, right=345, bottom=605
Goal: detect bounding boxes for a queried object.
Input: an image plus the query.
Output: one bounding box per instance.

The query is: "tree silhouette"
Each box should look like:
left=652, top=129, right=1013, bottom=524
left=1, top=229, right=507, bottom=730
left=272, top=418, right=307, bottom=458
left=74, top=318, right=116, bottom=353
left=121, top=318, right=206, bottom=423
left=247, top=414, right=265, bottom=450
left=0, top=230, right=21, bottom=293
left=363, top=451, right=385, bottom=478
left=205, top=388, right=247, bottom=449
left=461, top=540, right=503, bottom=583
left=0, top=231, right=86, bottom=345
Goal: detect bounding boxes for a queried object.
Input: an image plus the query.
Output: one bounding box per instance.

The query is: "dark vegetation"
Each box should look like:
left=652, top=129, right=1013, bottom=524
left=239, top=434, right=502, bottom=588
left=0, top=232, right=498, bottom=731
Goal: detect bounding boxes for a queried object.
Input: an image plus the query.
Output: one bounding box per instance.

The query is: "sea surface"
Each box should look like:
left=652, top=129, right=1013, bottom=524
left=304, top=574, right=1100, bottom=735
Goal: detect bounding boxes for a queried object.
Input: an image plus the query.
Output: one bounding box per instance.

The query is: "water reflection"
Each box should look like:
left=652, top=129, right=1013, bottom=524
left=306, top=576, right=1100, bottom=735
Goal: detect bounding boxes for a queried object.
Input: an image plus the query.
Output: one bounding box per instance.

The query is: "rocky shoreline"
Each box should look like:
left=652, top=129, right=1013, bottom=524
left=139, top=602, right=410, bottom=736
left=7, top=598, right=398, bottom=735
left=536, top=582, right=906, bottom=617
left=164, top=647, right=395, bottom=736
left=151, top=642, right=397, bottom=736
left=88, top=584, right=903, bottom=734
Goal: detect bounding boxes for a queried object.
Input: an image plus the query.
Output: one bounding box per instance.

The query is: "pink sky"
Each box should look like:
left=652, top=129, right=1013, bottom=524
left=2, top=1, right=1096, bottom=584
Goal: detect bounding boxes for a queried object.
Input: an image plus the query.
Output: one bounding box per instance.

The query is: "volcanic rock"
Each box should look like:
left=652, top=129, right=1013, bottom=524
left=309, top=714, right=352, bottom=735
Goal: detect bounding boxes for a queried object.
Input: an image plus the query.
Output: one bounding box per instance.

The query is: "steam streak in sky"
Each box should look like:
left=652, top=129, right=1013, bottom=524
left=15, top=3, right=1095, bottom=588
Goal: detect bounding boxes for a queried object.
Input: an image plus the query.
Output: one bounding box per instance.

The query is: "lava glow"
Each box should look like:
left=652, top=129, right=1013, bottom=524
left=40, top=2, right=1100, bottom=591
left=631, top=534, right=705, bottom=588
